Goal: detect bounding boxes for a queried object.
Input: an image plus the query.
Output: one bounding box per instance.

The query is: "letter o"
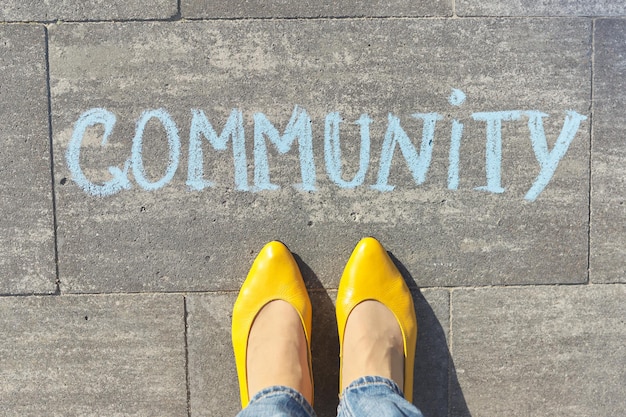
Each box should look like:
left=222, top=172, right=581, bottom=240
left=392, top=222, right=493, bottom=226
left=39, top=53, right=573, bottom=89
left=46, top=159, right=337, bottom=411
left=131, top=109, right=181, bottom=191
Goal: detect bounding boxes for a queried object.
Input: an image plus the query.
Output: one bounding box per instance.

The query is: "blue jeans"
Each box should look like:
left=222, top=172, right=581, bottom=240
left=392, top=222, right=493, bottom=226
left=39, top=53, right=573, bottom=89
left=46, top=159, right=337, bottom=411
left=236, top=376, right=424, bottom=417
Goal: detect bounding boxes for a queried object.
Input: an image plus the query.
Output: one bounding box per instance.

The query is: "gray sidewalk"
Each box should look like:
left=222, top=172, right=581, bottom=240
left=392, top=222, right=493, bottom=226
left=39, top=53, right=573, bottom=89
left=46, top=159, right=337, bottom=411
left=0, top=1, right=624, bottom=416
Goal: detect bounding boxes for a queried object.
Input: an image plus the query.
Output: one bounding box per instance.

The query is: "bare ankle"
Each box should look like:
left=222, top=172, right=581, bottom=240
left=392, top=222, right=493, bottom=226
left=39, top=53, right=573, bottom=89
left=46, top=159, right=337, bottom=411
left=341, top=301, right=404, bottom=391
left=246, top=301, right=312, bottom=403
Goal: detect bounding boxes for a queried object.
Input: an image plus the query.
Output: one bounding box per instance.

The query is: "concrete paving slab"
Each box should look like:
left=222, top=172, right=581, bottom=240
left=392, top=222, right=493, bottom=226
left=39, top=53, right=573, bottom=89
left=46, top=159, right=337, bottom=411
left=187, top=288, right=450, bottom=417
left=186, top=292, right=239, bottom=417
left=457, top=0, right=626, bottom=16
left=450, top=285, right=626, bottom=417
left=182, top=0, right=452, bottom=18
left=591, top=20, right=626, bottom=283
left=412, top=289, right=450, bottom=417
left=0, top=293, right=187, bottom=416
left=0, top=0, right=177, bottom=21
left=0, top=25, right=55, bottom=295
left=50, top=19, right=591, bottom=292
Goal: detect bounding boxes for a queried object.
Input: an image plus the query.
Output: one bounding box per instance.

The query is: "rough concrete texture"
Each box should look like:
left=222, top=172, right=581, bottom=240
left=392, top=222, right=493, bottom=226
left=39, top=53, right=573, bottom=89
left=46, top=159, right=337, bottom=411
left=50, top=19, right=590, bottom=293
left=182, top=0, right=452, bottom=18
left=186, top=292, right=240, bottom=417
left=457, top=0, right=626, bottom=16
left=187, top=289, right=450, bottom=417
left=591, top=19, right=626, bottom=283
left=0, top=294, right=187, bottom=416
left=2, top=2, right=625, bottom=417
left=450, top=285, right=626, bottom=417
left=0, top=0, right=177, bottom=21
left=0, top=25, right=55, bottom=295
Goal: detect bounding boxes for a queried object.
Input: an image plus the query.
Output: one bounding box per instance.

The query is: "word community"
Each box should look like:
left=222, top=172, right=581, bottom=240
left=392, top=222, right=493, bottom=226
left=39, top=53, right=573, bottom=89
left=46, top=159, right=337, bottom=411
left=67, top=90, right=586, bottom=202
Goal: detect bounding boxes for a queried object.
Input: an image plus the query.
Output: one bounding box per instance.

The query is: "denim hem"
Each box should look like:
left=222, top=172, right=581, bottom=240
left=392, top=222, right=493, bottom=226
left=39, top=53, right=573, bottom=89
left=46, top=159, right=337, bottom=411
left=337, top=375, right=423, bottom=417
left=340, top=375, right=405, bottom=398
left=247, top=385, right=316, bottom=416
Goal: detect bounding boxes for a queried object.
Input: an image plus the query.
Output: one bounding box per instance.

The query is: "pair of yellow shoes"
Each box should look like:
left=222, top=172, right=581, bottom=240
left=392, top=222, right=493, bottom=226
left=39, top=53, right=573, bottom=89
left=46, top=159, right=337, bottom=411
left=232, top=237, right=418, bottom=407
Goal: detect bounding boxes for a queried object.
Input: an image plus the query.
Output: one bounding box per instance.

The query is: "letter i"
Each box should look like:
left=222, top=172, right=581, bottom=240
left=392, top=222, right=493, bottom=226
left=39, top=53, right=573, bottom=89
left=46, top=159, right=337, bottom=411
left=448, top=89, right=466, bottom=190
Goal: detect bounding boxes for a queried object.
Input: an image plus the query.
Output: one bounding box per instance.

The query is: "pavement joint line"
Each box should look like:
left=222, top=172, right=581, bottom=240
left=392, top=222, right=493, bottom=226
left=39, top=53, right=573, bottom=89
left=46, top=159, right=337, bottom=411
left=448, top=289, right=454, bottom=354
left=0, top=292, right=60, bottom=298
left=583, top=280, right=625, bottom=286
left=3, top=15, right=623, bottom=25
left=453, top=14, right=626, bottom=19
left=587, top=18, right=596, bottom=285
left=175, top=0, right=182, bottom=20
left=2, top=283, right=623, bottom=297
left=447, top=288, right=454, bottom=417
left=0, top=292, right=184, bottom=298
left=3, top=283, right=623, bottom=299
left=183, top=295, right=192, bottom=417
left=0, top=18, right=180, bottom=25
left=179, top=15, right=456, bottom=21
left=43, top=25, right=61, bottom=296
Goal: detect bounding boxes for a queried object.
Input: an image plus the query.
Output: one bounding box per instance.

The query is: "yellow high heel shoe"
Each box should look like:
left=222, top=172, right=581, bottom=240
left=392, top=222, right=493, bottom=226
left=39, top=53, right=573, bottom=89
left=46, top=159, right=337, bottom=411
left=232, top=241, right=314, bottom=407
left=336, top=237, right=418, bottom=403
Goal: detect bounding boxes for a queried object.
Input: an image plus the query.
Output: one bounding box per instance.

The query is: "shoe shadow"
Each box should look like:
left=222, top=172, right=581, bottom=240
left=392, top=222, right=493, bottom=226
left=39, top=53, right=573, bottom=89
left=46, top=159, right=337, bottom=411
left=292, top=253, right=340, bottom=417
left=389, top=252, right=472, bottom=417
left=292, top=252, right=471, bottom=417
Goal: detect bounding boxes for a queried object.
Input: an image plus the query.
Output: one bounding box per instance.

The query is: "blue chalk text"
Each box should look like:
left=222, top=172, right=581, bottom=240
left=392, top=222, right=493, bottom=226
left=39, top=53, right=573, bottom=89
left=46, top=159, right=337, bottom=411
left=66, top=91, right=587, bottom=202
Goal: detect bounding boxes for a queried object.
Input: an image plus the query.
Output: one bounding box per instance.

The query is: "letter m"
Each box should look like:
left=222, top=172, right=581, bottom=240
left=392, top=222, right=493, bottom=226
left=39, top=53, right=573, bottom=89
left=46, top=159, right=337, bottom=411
left=253, top=106, right=316, bottom=191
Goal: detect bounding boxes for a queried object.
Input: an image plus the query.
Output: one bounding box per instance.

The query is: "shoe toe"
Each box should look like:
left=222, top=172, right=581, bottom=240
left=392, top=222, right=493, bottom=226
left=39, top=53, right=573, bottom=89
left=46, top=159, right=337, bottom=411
left=232, top=241, right=313, bottom=407
left=337, top=237, right=417, bottom=402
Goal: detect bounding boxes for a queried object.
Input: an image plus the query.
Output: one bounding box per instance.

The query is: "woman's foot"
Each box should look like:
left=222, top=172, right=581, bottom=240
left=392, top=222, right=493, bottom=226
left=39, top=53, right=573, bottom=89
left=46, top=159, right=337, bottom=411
left=341, top=300, right=404, bottom=391
left=246, top=300, right=313, bottom=403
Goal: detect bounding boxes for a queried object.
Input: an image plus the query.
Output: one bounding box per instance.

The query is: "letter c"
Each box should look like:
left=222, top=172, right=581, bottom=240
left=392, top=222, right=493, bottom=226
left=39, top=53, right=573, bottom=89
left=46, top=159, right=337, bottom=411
left=66, top=108, right=131, bottom=197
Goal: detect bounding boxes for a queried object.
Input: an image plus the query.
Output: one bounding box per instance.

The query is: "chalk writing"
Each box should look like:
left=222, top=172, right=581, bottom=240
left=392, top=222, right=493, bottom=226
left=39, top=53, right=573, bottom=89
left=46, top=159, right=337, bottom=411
left=254, top=106, right=316, bottom=192
left=525, top=110, right=586, bottom=201
left=447, top=89, right=466, bottom=190
left=67, top=108, right=130, bottom=197
left=372, top=113, right=443, bottom=192
left=65, top=90, right=587, bottom=201
left=324, top=112, right=371, bottom=188
left=187, top=109, right=248, bottom=191
left=132, top=109, right=180, bottom=191
left=473, top=111, right=523, bottom=194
